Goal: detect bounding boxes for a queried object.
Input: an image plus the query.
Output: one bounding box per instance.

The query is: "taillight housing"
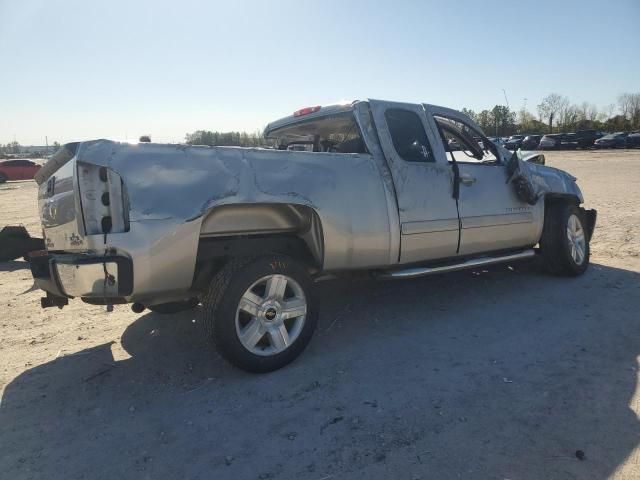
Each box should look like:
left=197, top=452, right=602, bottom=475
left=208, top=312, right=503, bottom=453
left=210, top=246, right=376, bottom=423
left=77, top=162, right=129, bottom=235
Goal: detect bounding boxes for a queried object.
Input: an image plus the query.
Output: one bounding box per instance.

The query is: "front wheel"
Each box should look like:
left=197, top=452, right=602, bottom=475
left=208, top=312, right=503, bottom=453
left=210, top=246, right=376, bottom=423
left=540, top=203, right=590, bottom=276
left=201, top=256, right=317, bottom=373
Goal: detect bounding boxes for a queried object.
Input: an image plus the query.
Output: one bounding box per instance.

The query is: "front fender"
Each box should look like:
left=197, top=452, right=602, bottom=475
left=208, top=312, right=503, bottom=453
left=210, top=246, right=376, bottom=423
left=507, top=154, right=584, bottom=206
left=532, top=163, right=584, bottom=203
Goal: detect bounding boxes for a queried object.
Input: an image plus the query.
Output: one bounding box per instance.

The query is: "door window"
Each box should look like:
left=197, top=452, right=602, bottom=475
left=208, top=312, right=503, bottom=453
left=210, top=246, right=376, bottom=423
left=384, top=109, right=434, bottom=162
left=433, top=115, right=499, bottom=164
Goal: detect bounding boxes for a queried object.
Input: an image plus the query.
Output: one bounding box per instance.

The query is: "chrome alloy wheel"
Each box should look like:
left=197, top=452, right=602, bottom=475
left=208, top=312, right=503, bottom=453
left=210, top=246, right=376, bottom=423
left=235, top=274, right=307, bottom=356
left=566, top=214, right=586, bottom=265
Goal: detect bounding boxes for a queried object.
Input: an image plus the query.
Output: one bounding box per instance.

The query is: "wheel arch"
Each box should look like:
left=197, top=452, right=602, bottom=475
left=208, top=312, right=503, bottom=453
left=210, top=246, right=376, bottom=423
left=196, top=202, right=325, bottom=270
left=536, top=193, right=582, bottom=246
left=543, top=192, right=581, bottom=207
left=541, top=193, right=596, bottom=242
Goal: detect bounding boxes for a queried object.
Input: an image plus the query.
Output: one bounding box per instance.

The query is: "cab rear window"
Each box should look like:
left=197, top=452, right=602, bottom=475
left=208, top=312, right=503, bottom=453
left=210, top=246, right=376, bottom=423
left=267, top=112, right=367, bottom=154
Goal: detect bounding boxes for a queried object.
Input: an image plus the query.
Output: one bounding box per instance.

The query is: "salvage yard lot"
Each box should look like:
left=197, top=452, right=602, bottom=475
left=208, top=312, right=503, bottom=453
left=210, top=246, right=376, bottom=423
left=1, top=149, right=639, bottom=479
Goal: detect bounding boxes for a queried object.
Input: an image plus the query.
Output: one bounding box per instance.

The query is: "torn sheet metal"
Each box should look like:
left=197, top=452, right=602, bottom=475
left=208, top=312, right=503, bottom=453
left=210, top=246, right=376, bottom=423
left=506, top=152, right=583, bottom=205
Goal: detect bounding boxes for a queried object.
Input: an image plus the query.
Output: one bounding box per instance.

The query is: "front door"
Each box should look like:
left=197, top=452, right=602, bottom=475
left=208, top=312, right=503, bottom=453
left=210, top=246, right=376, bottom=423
left=369, top=100, right=460, bottom=264
left=423, top=104, right=542, bottom=255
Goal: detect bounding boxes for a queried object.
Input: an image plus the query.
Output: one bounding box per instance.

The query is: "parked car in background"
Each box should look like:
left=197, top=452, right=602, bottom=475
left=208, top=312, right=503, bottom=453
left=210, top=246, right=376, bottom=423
left=560, top=133, right=579, bottom=149
left=488, top=137, right=505, bottom=147
left=521, top=135, right=542, bottom=150
left=575, top=129, right=604, bottom=148
left=594, top=132, right=628, bottom=149
left=539, top=134, right=564, bottom=150
left=625, top=132, right=640, bottom=148
left=0, top=159, right=41, bottom=183
left=505, top=135, right=525, bottom=150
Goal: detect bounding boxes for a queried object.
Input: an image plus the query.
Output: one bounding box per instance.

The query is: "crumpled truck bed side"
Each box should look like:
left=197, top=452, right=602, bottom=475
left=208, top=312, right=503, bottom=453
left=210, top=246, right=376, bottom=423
left=72, top=140, right=395, bottom=301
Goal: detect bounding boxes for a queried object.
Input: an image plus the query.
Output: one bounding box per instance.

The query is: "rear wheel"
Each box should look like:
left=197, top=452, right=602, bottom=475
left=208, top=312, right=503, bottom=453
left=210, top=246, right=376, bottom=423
left=201, top=255, right=317, bottom=373
left=0, top=173, right=7, bottom=183
left=540, top=203, right=590, bottom=276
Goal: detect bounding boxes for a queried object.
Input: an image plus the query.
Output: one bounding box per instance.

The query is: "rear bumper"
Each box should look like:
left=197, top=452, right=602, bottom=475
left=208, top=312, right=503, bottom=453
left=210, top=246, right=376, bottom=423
left=30, top=252, right=133, bottom=300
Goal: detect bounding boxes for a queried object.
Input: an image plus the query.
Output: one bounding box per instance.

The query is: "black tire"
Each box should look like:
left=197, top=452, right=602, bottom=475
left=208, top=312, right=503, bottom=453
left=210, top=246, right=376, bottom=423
left=0, top=173, right=7, bottom=183
left=201, top=255, right=317, bottom=373
left=148, top=298, right=199, bottom=314
left=540, top=203, right=590, bottom=276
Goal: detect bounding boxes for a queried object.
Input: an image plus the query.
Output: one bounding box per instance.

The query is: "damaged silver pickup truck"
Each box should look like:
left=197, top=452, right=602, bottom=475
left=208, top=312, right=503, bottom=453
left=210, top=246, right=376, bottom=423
left=31, top=100, right=596, bottom=372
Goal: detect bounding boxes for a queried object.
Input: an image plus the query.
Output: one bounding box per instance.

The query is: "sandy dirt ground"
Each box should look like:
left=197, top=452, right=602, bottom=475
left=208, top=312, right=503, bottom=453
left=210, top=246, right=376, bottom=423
left=1, top=149, right=639, bottom=479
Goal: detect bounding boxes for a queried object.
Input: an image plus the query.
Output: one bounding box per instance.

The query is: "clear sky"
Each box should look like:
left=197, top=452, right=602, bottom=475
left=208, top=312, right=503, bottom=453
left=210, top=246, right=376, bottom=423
left=1, top=0, right=638, bottom=145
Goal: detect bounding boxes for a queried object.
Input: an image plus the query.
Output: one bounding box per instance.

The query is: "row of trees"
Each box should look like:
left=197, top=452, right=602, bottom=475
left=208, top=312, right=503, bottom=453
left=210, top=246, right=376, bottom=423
left=462, top=92, right=640, bottom=137
left=461, top=106, right=519, bottom=137
left=185, top=130, right=271, bottom=147
left=0, top=141, right=22, bottom=155
left=0, top=141, right=60, bottom=158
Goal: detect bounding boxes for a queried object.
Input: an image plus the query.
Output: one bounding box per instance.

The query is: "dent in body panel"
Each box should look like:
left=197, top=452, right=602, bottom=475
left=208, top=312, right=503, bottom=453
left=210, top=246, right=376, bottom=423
left=507, top=155, right=584, bottom=205
left=74, top=139, right=393, bottom=297
left=353, top=102, right=401, bottom=264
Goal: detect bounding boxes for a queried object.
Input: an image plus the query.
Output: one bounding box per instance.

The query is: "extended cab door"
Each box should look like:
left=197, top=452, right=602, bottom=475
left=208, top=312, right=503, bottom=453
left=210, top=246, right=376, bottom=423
left=369, top=100, right=459, bottom=264
left=423, top=104, right=542, bottom=255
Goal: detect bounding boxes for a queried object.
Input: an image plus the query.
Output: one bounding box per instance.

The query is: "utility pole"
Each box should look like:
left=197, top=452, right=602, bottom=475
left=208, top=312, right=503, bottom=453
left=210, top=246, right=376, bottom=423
left=45, top=136, right=48, bottom=155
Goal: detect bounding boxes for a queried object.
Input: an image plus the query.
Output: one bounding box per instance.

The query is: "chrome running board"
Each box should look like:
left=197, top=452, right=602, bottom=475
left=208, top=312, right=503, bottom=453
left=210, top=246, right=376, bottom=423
left=378, top=249, right=536, bottom=279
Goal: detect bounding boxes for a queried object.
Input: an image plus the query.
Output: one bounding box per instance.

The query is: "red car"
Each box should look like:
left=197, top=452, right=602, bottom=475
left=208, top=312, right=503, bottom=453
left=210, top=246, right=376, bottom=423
left=0, top=159, right=41, bottom=183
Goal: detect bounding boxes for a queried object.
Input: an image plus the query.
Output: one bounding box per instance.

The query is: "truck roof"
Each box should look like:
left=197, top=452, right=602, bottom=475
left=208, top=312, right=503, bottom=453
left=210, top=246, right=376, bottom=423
left=264, top=101, right=359, bottom=138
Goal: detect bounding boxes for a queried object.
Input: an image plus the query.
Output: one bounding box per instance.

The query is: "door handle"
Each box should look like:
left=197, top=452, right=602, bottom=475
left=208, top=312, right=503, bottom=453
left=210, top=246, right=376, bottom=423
left=460, top=173, right=476, bottom=186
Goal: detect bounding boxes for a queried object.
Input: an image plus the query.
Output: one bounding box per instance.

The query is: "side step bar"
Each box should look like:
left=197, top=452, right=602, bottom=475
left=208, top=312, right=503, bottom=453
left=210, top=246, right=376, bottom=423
left=378, top=249, right=536, bottom=280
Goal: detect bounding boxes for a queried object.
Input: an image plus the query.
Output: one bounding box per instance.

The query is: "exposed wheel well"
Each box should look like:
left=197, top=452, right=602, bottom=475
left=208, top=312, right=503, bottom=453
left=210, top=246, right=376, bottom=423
left=192, top=235, right=320, bottom=293
left=199, top=203, right=323, bottom=260
left=543, top=194, right=596, bottom=241
left=197, top=235, right=318, bottom=266
left=192, top=203, right=324, bottom=292
left=544, top=193, right=580, bottom=207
